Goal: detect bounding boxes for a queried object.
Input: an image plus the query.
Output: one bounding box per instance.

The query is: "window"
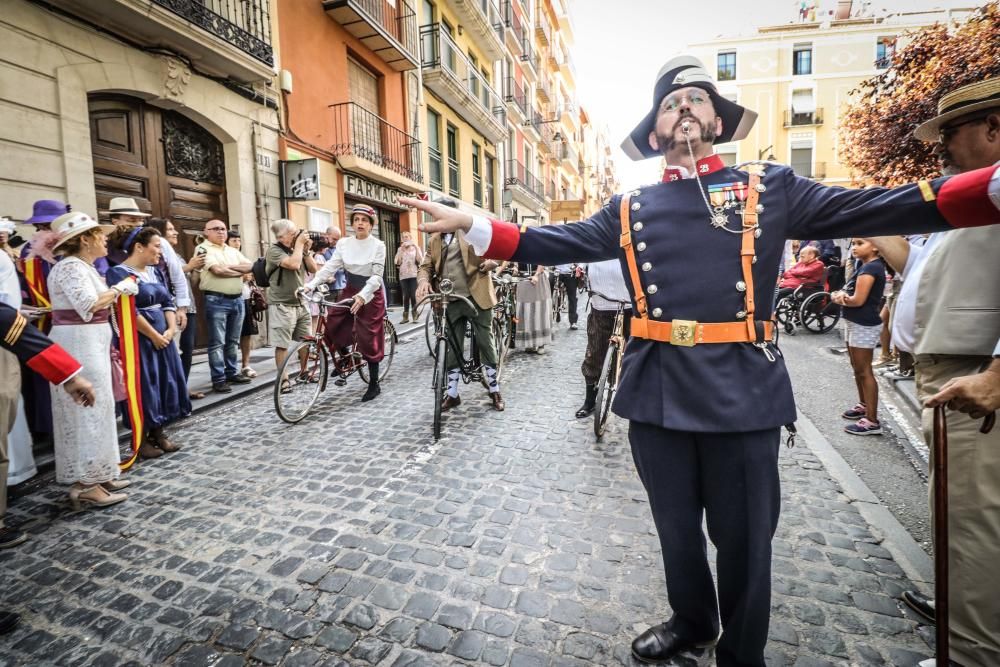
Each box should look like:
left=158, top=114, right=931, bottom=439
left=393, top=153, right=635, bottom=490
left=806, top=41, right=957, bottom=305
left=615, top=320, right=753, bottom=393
left=790, top=145, right=813, bottom=177
left=446, top=123, right=459, bottom=197
left=348, top=58, right=380, bottom=156
left=716, top=145, right=737, bottom=166
left=485, top=154, right=496, bottom=213
left=876, top=37, right=895, bottom=69
left=717, top=51, right=736, bottom=81
left=421, top=0, right=437, bottom=63
left=793, top=44, right=812, bottom=75
left=442, top=19, right=456, bottom=71
left=481, top=66, right=492, bottom=108
left=469, top=52, right=480, bottom=98
left=472, top=142, right=483, bottom=207
left=308, top=207, right=333, bottom=233
left=427, top=108, right=442, bottom=190
left=790, top=90, right=816, bottom=125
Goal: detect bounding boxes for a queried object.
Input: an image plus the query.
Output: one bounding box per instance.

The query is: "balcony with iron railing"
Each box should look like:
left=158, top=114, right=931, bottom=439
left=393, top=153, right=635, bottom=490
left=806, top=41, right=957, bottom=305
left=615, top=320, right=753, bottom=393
left=558, top=50, right=576, bottom=86
left=536, top=75, right=551, bottom=103
left=324, top=0, right=420, bottom=70
left=535, top=12, right=551, bottom=46
left=420, top=25, right=508, bottom=143
left=784, top=108, right=824, bottom=127
left=557, top=140, right=578, bottom=168
left=520, top=37, right=539, bottom=78
left=46, top=0, right=273, bottom=81
left=505, top=159, right=545, bottom=203
left=449, top=0, right=506, bottom=60
left=504, top=77, right=527, bottom=119
left=329, top=102, right=423, bottom=184
left=501, top=0, right=526, bottom=56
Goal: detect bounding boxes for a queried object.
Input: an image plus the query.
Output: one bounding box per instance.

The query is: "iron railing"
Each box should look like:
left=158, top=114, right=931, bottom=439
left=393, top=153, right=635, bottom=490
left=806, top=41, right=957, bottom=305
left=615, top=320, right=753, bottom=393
left=479, top=0, right=505, bottom=40
left=784, top=108, right=824, bottom=127
left=535, top=13, right=551, bottom=45
left=557, top=140, right=578, bottom=166
left=151, top=0, right=273, bottom=65
left=420, top=25, right=504, bottom=127
left=329, top=102, right=423, bottom=183
left=335, top=0, right=419, bottom=63
left=502, top=0, right=526, bottom=54
left=504, top=77, right=527, bottom=116
left=506, top=159, right=544, bottom=201
left=547, top=179, right=556, bottom=200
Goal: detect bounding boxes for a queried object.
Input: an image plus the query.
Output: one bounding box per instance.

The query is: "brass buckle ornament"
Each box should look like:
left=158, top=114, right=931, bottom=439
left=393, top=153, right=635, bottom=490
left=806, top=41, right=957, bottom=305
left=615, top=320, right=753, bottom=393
left=670, top=319, right=698, bottom=347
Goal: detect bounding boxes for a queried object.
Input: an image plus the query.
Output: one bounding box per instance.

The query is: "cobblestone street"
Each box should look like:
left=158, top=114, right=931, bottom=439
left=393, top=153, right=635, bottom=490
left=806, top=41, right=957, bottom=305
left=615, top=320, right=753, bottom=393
left=1, top=325, right=935, bottom=666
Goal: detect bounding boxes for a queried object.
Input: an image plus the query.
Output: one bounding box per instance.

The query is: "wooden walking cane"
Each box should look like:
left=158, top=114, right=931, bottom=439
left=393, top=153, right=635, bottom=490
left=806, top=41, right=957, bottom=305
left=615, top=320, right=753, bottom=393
left=933, top=407, right=996, bottom=666
left=932, top=405, right=950, bottom=667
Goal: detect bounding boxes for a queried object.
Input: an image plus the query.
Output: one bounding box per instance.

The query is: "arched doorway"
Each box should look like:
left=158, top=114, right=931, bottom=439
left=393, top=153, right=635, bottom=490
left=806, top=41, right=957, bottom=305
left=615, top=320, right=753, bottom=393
left=89, top=94, right=228, bottom=346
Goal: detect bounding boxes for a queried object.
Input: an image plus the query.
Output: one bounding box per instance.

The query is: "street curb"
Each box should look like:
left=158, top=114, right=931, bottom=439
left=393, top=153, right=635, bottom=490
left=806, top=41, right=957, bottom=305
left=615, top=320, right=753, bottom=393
left=795, top=412, right=934, bottom=588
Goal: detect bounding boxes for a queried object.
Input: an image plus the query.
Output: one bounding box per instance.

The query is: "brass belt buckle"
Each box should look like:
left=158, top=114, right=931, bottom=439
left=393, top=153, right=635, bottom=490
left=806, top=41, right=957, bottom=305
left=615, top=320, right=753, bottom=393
left=670, top=319, right=698, bottom=347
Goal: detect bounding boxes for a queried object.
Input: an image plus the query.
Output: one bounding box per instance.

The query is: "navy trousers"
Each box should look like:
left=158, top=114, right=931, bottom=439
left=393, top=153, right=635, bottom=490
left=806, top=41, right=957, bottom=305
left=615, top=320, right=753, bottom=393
left=628, top=422, right=781, bottom=667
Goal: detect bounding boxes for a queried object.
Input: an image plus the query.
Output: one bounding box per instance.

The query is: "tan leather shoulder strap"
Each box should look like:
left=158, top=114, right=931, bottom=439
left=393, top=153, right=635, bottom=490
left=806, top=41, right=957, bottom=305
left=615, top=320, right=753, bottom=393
left=740, top=173, right=761, bottom=341
left=618, top=193, right=647, bottom=318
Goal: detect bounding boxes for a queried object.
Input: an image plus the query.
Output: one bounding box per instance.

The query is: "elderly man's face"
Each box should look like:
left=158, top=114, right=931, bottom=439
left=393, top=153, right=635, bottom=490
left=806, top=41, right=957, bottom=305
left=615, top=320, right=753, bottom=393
left=935, top=111, right=1000, bottom=175
left=325, top=227, right=341, bottom=245
left=648, top=86, right=723, bottom=155
left=799, top=247, right=819, bottom=263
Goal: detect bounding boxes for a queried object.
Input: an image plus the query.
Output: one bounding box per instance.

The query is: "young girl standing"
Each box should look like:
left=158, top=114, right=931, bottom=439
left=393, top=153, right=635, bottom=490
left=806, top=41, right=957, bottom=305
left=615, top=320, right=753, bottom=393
left=832, top=238, right=886, bottom=435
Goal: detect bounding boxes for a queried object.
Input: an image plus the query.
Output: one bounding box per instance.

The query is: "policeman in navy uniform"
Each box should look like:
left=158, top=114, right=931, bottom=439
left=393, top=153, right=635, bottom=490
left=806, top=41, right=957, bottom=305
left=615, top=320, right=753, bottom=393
left=401, top=56, right=1000, bottom=667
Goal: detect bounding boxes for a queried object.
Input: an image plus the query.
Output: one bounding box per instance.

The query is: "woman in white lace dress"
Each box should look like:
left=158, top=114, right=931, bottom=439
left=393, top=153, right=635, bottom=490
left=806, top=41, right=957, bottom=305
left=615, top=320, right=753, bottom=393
left=41, top=212, right=137, bottom=510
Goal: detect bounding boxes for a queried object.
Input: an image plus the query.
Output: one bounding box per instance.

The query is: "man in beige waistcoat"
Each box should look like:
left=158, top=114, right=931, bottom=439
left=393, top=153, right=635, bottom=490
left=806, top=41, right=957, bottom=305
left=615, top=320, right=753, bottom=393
left=869, top=77, right=1000, bottom=667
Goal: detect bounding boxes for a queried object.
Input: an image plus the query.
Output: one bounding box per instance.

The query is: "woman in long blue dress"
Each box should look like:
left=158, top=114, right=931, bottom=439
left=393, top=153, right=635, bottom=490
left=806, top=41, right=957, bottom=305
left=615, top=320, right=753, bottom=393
left=107, top=227, right=191, bottom=459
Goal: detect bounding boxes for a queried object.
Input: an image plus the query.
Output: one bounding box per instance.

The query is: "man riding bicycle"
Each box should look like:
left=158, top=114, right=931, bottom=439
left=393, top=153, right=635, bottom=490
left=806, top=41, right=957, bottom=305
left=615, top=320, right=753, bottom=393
left=577, top=259, right=632, bottom=418
left=416, top=199, right=505, bottom=412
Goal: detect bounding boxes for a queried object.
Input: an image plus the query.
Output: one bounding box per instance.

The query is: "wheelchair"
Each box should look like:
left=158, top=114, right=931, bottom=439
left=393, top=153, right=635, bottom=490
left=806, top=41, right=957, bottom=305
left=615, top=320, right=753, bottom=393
left=773, top=269, right=842, bottom=335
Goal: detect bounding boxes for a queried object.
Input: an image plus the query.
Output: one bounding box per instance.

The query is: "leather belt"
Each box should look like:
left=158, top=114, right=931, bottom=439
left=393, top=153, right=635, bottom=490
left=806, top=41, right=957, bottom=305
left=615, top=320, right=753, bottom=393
left=630, top=318, right=774, bottom=346
left=202, top=290, right=241, bottom=299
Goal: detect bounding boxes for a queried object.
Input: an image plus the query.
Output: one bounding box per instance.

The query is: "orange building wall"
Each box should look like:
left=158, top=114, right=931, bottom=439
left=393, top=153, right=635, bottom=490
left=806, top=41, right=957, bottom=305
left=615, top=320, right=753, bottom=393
left=277, top=0, right=412, bottom=153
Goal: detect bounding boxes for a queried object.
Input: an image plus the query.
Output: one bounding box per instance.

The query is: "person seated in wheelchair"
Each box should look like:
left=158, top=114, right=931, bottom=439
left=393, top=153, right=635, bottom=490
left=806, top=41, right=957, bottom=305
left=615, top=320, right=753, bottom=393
left=776, top=245, right=824, bottom=303
left=302, top=204, right=386, bottom=403
left=416, top=199, right=505, bottom=413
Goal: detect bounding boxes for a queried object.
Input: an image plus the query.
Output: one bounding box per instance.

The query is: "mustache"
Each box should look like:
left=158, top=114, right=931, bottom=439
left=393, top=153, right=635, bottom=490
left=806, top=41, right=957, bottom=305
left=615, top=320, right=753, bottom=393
left=674, top=114, right=701, bottom=133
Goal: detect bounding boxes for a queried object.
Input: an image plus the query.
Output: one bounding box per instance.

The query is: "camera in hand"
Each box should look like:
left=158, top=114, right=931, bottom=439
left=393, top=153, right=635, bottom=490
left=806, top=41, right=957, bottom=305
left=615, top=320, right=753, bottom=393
left=298, top=230, right=331, bottom=252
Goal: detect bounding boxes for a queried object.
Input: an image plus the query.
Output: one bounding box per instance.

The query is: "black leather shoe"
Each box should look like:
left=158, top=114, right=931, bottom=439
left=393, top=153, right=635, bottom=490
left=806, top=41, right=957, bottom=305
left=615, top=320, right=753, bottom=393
left=361, top=383, right=381, bottom=402
left=631, top=623, right=717, bottom=665
left=902, top=590, right=935, bottom=624
left=227, top=375, right=252, bottom=384
left=441, top=395, right=462, bottom=412
left=212, top=382, right=232, bottom=393
left=575, top=404, right=595, bottom=418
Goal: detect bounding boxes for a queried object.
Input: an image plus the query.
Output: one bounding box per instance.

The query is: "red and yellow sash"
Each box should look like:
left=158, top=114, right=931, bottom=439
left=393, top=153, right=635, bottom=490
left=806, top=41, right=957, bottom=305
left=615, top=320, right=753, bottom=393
left=113, top=290, right=144, bottom=471
left=23, top=257, right=51, bottom=332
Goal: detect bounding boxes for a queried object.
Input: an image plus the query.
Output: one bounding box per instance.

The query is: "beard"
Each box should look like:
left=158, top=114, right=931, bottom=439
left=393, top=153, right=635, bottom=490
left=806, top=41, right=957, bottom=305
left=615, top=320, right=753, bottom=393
left=657, top=115, right=718, bottom=153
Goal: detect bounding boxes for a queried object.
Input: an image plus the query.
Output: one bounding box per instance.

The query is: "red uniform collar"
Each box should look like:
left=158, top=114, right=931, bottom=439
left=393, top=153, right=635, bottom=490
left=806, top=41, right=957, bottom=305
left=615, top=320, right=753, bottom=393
left=662, top=154, right=726, bottom=182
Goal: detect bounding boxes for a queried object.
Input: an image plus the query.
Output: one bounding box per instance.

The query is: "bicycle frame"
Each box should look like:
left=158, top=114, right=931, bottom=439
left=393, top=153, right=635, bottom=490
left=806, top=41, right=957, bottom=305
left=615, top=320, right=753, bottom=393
left=418, top=286, right=484, bottom=383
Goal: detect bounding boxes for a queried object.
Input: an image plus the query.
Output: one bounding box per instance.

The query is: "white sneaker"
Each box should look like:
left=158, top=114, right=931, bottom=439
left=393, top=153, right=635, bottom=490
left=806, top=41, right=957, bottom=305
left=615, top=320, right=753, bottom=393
left=241, top=366, right=257, bottom=378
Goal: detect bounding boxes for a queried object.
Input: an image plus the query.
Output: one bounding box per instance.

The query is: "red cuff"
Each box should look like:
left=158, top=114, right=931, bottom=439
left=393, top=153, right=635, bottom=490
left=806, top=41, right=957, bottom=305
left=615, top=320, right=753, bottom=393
left=484, top=219, right=521, bottom=260
left=27, top=344, right=82, bottom=385
left=937, top=166, right=1000, bottom=229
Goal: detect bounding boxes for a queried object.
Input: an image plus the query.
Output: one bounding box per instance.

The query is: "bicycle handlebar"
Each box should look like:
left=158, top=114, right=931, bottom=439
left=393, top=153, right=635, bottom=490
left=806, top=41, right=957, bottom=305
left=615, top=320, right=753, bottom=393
left=588, top=288, right=631, bottom=306
left=416, top=292, right=478, bottom=311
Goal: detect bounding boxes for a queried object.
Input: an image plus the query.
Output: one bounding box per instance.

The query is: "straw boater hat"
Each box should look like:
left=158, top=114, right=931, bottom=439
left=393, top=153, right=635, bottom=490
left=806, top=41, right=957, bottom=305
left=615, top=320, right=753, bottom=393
left=107, top=196, right=151, bottom=217
left=51, top=211, right=114, bottom=252
left=621, top=55, right=758, bottom=161
left=349, top=203, right=378, bottom=225
left=914, top=78, right=1000, bottom=142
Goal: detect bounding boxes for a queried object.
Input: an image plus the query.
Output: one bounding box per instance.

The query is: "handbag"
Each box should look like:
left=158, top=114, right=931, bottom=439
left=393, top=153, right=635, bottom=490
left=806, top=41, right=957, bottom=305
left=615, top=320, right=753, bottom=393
left=109, top=346, right=127, bottom=402
left=249, top=282, right=268, bottom=321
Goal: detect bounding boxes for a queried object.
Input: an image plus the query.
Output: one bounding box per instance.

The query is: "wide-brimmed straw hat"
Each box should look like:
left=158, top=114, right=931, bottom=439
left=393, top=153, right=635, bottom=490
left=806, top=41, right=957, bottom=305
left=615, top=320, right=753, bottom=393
left=108, top=197, right=151, bottom=217
left=348, top=203, right=378, bottom=225
left=621, top=55, right=757, bottom=161
left=914, top=78, right=1000, bottom=141
left=51, top=212, right=114, bottom=252
left=25, top=199, right=69, bottom=225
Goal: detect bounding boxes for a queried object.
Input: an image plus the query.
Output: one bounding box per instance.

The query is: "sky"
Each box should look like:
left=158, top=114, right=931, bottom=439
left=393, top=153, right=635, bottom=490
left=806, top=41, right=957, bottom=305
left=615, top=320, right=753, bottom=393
left=569, top=0, right=981, bottom=189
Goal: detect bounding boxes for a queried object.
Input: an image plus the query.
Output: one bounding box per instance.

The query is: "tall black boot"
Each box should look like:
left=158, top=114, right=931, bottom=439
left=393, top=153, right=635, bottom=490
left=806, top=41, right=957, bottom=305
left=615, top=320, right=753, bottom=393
left=575, top=383, right=598, bottom=418
left=362, top=361, right=381, bottom=402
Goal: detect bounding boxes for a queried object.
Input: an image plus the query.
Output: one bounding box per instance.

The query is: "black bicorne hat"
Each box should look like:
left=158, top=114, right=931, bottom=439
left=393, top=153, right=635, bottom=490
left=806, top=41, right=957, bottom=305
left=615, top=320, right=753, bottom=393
left=620, top=55, right=757, bottom=161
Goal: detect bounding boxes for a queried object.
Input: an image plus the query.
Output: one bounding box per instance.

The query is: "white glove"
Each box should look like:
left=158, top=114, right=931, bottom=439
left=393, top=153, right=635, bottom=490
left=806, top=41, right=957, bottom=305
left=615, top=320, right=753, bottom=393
left=112, top=279, right=139, bottom=296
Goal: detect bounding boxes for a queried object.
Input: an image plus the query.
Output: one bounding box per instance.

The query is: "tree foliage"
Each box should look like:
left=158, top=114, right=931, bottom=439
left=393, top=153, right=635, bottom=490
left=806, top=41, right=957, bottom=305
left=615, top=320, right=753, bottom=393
left=839, top=3, right=1000, bottom=185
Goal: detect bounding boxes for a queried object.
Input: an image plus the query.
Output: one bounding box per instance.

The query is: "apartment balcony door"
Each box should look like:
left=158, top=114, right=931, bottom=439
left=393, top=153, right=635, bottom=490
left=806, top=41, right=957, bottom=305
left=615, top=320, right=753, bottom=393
left=348, top=58, right=382, bottom=159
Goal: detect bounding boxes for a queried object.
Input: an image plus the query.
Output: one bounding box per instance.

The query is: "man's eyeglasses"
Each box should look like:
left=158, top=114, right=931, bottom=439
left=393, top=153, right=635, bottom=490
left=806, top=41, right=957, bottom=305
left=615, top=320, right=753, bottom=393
left=660, top=92, right=710, bottom=113
left=938, top=115, right=988, bottom=143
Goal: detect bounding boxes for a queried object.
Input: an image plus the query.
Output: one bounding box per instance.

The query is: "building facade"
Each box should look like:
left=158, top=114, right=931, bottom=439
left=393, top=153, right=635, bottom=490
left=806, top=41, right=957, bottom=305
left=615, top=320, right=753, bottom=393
left=688, top=5, right=974, bottom=185
left=1, top=0, right=282, bottom=344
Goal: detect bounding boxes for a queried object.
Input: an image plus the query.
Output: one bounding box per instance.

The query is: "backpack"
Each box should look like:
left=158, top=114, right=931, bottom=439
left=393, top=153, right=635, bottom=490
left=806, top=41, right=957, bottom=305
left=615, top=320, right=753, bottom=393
left=251, top=243, right=291, bottom=288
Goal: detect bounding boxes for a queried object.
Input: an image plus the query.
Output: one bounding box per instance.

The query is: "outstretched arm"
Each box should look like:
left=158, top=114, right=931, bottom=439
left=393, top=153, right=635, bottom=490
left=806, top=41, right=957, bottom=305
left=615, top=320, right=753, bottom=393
left=401, top=197, right=619, bottom=266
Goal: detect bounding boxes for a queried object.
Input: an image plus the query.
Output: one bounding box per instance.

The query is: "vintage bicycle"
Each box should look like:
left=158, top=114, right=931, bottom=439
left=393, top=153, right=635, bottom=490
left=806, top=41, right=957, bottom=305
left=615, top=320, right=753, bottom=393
left=273, top=285, right=397, bottom=424
left=592, top=290, right=630, bottom=439
left=420, top=278, right=507, bottom=440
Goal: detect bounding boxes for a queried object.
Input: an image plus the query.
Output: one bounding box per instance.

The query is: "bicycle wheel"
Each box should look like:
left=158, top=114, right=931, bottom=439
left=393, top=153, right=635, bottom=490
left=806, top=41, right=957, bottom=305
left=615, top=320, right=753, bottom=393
left=359, top=319, right=397, bottom=382
left=593, top=343, right=620, bottom=439
left=800, top=292, right=842, bottom=334
left=432, top=337, right=447, bottom=440
left=274, top=339, right=327, bottom=424
left=774, top=297, right=796, bottom=334
left=492, top=314, right=510, bottom=381
left=424, top=308, right=437, bottom=358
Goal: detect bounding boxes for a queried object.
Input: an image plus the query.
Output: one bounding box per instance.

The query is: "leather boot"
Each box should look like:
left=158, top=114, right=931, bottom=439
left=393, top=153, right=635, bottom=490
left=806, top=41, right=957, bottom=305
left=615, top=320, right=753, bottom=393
left=362, top=362, right=380, bottom=402
left=139, top=437, right=164, bottom=459
left=576, top=383, right=598, bottom=418
left=151, top=427, right=181, bottom=453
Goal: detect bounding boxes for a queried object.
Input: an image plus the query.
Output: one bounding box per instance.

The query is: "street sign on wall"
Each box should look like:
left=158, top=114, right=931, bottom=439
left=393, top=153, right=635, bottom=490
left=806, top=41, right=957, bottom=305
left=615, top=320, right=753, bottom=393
left=280, top=158, right=320, bottom=200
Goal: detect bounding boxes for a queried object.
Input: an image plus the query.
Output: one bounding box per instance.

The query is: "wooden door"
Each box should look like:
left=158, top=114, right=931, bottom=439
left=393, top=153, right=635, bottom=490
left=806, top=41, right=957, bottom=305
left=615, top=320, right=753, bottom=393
left=89, top=95, right=228, bottom=348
